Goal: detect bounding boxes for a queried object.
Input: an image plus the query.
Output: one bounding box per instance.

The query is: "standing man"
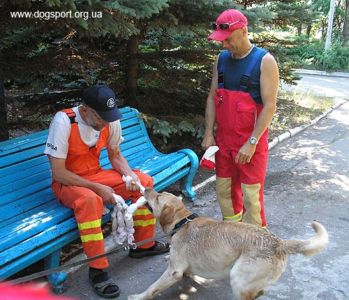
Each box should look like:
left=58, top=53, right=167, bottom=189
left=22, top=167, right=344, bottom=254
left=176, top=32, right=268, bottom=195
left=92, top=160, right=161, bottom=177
left=202, top=9, right=279, bottom=227
left=44, top=85, right=169, bottom=298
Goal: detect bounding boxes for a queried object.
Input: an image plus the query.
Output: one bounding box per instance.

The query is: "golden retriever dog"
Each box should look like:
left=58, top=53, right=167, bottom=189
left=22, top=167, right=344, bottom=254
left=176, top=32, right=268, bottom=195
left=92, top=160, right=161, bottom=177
left=128, top=189, right=328, bottom=300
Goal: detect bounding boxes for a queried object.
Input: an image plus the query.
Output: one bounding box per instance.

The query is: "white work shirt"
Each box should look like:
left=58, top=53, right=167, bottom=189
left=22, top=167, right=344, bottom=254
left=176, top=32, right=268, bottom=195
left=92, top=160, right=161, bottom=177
left=44, top=106, right=123, bottom=159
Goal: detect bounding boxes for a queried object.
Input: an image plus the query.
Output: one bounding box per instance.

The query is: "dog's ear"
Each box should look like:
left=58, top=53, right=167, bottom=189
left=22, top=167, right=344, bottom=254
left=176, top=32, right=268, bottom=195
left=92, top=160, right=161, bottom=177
left=159, top=204, right=175, bottom=233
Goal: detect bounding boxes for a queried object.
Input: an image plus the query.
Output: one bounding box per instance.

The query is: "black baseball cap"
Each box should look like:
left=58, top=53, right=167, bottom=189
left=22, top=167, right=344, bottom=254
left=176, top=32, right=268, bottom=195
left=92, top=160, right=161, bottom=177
left=82, top=85, right=122, bottom=122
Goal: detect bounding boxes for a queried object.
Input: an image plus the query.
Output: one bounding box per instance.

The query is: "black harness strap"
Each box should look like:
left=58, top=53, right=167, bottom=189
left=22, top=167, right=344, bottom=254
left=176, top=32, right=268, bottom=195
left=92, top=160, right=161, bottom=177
left=239, top=48, right=266, bottom=92
left=171, top=213, right=199, bottom=236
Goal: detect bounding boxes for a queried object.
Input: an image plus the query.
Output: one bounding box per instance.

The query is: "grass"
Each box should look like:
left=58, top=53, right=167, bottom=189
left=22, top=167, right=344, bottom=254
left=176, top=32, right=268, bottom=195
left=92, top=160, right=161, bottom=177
left=270, top=90, right=334, bottom=140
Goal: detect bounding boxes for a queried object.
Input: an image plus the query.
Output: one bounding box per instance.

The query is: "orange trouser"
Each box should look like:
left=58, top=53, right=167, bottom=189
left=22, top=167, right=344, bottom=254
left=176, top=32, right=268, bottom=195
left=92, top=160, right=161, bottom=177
left=52, top=169, right=155, bottom=269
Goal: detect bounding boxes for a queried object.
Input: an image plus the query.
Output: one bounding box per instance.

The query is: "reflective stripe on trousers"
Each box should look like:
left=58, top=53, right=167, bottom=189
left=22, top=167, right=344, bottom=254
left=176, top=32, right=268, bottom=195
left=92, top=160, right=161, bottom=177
left=52, top=169, right=155, bottom=269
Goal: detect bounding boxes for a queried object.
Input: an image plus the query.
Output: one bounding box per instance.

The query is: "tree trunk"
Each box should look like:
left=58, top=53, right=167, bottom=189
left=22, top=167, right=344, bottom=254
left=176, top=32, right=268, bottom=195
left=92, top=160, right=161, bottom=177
left=297, top=24, right=302, bottom=36
left=125, top=35, right=139, bottom=107
left=0, top=81, right=9, bottom=141
left=321, top=21, right=326, bottom=40
left=306, top=24, right=312, bottom=37
left=343, top=0, right=349, bottom=45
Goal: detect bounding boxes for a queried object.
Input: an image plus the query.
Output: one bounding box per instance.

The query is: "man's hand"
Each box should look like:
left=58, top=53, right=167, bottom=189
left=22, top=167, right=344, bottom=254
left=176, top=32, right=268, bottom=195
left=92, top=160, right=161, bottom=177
left=124, top=172, right=141, bottom=192
left=93, top=183, right=116, bottom=205
left=235, top=143, right=257, bottom=164
left=201, top=133, right=216, bottom=150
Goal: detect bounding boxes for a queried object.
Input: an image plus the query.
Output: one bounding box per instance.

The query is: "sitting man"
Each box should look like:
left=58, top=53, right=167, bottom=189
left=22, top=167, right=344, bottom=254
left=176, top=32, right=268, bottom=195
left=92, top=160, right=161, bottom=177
left=44, top=85, right=170, bottom=298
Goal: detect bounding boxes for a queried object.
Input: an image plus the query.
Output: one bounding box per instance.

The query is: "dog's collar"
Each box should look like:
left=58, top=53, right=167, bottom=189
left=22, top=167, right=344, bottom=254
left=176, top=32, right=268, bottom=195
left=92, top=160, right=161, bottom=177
left=171, top=213, right=199, bottom=237
left=145, top=203, right=153, bottom=213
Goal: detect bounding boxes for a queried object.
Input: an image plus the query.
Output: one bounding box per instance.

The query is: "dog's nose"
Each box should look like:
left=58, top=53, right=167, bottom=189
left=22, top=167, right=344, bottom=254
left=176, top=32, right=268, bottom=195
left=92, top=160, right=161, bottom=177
left=144, top=187, right=151, bottom=197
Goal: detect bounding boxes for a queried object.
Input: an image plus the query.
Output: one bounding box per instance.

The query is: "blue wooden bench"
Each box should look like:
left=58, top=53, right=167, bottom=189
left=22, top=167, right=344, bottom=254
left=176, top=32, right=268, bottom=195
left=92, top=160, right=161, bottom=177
left=0, top=106, right=198, bottom=291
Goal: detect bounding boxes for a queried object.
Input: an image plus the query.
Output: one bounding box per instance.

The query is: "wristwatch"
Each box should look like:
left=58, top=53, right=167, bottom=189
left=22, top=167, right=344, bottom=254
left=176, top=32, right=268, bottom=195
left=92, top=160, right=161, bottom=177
left=248, top=136, right=258, bottom=145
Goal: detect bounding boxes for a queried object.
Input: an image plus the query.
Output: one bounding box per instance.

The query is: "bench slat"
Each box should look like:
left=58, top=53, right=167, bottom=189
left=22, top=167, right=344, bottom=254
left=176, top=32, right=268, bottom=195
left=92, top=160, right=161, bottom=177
left=1, top=169, right=51, bottom=195
left=0, top=218, right=77, bottom=267
left=126, top=149, right=156, bottom=164
left=121, top=123, right=143, bottom=136
left=119, top=136, right=151, bottom=153
left=0, top=145, right=44, bottom=168
left=0, top=130, right=48, bottom=151
left=155, top=166, right=190, bottom=191
left=0, top=206, right=72, bottom=253
left=0, top=180, right=51, bottom=207
left=0, top=230, right=77, bottom=279
left=0, top=159, right=49, bottom=188
left=121, top=116, right=142, bottom=128
left=152, top=156, right=190, bottom=183
left=131, top=152, right=186, bottom=175
left=0, top=155, right=47, bottom=179
left=0, top=137, right=46, bottom=157
left=0, top=190, right=55, bottom=222
left=0, top=201, right=61, bottom=233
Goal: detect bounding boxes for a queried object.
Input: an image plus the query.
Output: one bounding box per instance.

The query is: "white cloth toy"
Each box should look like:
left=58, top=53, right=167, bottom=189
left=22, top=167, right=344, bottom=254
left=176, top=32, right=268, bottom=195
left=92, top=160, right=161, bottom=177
left=110, top=176, right=147, bottom=246
left=122, top=175, right=145, bottom=194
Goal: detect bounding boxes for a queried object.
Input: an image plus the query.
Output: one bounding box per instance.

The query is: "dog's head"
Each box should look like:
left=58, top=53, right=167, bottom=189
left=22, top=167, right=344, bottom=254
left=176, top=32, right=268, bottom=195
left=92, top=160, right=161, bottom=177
left=144, top=188, right=186, bottom=233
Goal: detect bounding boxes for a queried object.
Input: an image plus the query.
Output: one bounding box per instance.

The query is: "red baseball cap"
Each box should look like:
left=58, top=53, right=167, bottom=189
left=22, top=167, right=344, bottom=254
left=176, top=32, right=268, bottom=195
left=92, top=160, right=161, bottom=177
left=208, top=9, right=248, bottom=42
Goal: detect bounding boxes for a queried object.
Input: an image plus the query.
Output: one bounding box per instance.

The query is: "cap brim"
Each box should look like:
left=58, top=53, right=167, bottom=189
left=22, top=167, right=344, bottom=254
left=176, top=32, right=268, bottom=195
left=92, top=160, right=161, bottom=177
left=96, top=107, right=122, bottom=122
left=208, top=30, right=232, bottom=41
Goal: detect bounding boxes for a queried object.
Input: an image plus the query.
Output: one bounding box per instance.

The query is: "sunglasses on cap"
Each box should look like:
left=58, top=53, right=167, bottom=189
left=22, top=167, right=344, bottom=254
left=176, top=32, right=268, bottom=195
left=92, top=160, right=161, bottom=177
left=211, top=20, right=240, bottom=31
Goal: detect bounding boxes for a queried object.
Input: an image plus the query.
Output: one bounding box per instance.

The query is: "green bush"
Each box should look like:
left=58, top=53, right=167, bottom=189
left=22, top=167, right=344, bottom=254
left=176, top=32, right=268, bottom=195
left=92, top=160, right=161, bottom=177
left=319, top=43, right=349, bottom=71
left=289, top=39, right=349, bottom=71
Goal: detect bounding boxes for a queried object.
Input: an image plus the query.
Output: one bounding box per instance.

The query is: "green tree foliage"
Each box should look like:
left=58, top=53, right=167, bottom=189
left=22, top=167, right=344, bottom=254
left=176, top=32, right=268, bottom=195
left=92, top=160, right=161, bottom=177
left=270, top=0, right=315, bottom=35
left=0, top=0, right=348, bottom=141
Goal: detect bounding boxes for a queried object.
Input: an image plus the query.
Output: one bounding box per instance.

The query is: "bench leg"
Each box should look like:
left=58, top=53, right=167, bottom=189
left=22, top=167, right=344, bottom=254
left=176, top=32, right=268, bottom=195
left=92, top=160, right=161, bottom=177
left=178, top=149, right=199, bottom=201
left=44, top=250, right=68, bottom=294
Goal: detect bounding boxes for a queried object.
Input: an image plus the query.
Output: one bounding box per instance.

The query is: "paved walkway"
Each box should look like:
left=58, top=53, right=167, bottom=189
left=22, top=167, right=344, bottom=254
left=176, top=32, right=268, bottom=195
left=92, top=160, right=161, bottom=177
left=282, top=71, right=349, bottom=100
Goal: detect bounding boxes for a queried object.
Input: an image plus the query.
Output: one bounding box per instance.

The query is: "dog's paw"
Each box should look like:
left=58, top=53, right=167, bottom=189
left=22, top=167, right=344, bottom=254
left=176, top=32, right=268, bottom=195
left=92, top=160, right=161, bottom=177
left=128, top=294, right=145, bottom=300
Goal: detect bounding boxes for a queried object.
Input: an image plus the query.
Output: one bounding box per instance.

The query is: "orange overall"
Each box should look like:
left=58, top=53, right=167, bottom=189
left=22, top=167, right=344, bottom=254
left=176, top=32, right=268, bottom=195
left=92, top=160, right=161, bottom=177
left=51, top=109, right=155, bottom=269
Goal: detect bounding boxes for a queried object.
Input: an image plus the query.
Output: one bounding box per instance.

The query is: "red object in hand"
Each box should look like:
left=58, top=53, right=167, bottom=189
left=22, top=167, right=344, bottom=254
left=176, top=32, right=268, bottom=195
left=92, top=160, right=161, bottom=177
left=200, top=146, right=219, bottom=170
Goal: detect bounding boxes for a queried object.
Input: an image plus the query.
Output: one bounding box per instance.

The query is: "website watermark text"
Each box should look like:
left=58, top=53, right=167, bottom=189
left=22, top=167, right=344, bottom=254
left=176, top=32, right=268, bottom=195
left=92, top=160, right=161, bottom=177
left=10, top=10, right=103, bottom=21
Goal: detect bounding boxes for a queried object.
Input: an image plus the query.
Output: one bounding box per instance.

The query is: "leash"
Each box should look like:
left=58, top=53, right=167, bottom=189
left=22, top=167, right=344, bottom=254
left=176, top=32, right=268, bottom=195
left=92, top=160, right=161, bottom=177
left=9, top=232, right=172, bottom=285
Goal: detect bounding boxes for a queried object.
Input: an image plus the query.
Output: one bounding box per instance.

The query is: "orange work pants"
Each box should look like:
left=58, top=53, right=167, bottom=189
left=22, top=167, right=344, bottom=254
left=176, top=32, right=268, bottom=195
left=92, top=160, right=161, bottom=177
left=52, top=169, right=155, bottom=269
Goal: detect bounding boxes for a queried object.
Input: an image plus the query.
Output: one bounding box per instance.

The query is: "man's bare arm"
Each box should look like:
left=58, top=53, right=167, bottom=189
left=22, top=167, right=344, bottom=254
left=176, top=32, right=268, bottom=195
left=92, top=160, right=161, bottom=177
left=251, top=53, right=279, bottom=140
left=201, top=56, right=219, bottom=150
left=107, top=145, right=139, bottom=191
left=235, top=53, right=279, bottom=164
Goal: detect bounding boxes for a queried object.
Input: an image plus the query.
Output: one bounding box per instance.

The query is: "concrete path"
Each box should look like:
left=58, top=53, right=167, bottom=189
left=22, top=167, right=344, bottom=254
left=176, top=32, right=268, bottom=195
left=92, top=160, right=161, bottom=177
left=283, top=72, right=349, bottom=99
left=62, top=103, right=349, bottom=299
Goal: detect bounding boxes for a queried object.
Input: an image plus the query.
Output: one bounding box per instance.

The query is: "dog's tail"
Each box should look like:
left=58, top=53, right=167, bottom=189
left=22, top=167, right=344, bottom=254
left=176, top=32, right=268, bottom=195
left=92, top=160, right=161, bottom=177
left=279, top=221, right=328, bottom=256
